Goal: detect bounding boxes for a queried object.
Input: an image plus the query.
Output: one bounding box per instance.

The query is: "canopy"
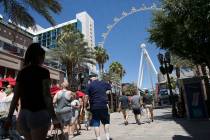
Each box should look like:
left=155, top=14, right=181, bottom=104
left=76, top=90, right=85, bottom=98
left=1, top=77, right=16, bottom=86
left=50, top=86, right=61, bottom=95
left=0, top=80, right=2, bottom=88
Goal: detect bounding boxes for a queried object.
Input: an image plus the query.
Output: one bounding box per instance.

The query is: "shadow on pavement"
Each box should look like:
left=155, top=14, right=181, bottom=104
left=173, top=119, right=210, bottom=140
left=172, top=135, right=193, bottom=140
left=154, top=111, right=173, bottom=121
left=155, top=108, right=210, bottom=140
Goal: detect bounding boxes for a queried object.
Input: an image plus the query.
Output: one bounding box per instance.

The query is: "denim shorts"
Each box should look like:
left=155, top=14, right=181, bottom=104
left=90, top=109, right=110, bottom=127
left=17, top=109, right=51, bottom=133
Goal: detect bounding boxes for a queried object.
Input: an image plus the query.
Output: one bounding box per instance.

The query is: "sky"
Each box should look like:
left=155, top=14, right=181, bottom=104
left=1, top=0, right=163, bottom=89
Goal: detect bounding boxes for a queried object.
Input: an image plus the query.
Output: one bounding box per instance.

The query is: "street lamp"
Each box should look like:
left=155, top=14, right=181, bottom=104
left=157, top=52, right=177, bottom=117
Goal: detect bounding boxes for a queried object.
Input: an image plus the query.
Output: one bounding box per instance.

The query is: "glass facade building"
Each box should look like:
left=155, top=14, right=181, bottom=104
left=36, top=21, right=82, bottom=49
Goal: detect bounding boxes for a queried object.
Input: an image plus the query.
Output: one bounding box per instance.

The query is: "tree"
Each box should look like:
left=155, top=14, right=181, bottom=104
left=94, top=46, right=109, bottom=77
left=109, top=61, right=126, bottom=82
left=48, top=25, right=95, bottom=90
left=148, top=0, right=210, bottom=115
left=122, top=83, right=137, bottom=96
left=170, top=53, right=195, bottom=78
left=148, top=0, right=210, bottom=69
left=0, top=0, right=61, bottom=27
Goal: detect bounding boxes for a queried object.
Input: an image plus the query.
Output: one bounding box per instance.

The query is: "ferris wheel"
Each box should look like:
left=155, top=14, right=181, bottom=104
left=137, top=43, right=158, bottom=93
left=98, top=3, right=162, bottom=47
left=99, top=3, right=161, bottom=93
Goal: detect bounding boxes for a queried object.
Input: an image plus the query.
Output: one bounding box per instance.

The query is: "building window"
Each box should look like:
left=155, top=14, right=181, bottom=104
left=2, top=42, right=24, bottom=57
left=43, top=33, right=46, bottom=40
left=42, top=41, right=46, bottom=47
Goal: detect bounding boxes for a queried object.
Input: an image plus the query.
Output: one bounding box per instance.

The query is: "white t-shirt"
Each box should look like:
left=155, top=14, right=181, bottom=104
left=0, top=92, right=17, bottom=116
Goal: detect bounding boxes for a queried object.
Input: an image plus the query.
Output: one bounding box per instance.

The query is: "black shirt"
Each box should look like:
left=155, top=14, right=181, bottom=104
left=16, top=65, right=50, bottom=112
left=86, top=80, right=111, bottom=110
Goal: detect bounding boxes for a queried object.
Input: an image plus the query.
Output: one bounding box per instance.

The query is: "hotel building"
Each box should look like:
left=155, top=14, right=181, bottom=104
left=0, top=11, right=96, bottom=84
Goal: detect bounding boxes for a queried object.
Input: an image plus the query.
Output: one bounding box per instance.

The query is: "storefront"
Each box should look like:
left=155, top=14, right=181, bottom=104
left=0, top=20, right=65, bottom=87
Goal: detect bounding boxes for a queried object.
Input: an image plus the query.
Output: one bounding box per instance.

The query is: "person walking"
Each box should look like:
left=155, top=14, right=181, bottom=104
left=143, top=90, right=154, bottom=122
left=86, top=74, right=112, bottom=140
left=118, top=92, right=129, bottom=125
left=4, top=43, right=61, bottom=140
left=70, top=92, right=80, bottom=136
left=53, top=81, right=73, bottom=136
left=130, top=92, right=141, bottom=125
left=83, top=94, right=91, bottom=130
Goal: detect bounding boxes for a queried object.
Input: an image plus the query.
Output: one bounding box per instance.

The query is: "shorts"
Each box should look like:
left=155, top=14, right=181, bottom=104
left=56, top=110, right=72, bottom=126
left=71, top=110, right=79, bottom=123
left=84, top=110, right=91, bottom=121
left=17, top=109, right=50, bottom=133
left=132, top=108, right=141, bottom=115
left=145, top=104, right=153, bottom=109
left=90, top=109, right=110, bottom=127
left=121, top=108, right=129, bottom=114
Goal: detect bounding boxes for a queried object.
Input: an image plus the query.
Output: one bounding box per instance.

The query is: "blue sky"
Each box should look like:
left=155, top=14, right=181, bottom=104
left=1, top=0, right=162, bottom=89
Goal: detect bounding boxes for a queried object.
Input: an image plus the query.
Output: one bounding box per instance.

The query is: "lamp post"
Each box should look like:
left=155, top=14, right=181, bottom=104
left=157, top=52, right=177, bottom=117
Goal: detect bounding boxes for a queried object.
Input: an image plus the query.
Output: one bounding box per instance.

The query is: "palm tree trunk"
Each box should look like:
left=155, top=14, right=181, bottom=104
left=98, top=63, right=102, bottom=79
left=102, top=64, right=104, bottom=76
left=67, top=63, right=75, bottom=90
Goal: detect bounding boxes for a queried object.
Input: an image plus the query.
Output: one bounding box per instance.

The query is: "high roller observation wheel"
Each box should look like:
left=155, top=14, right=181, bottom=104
left=98, top=3, right=162, bottom=47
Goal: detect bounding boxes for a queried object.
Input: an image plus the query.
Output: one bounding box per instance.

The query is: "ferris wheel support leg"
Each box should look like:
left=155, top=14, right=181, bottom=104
left=137, top=50, right=144, bottom=94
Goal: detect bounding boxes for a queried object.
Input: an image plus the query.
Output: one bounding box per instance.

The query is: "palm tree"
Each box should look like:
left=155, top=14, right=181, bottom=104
left=0, top=0, right=61, bottom=27
left=94, top=46, right=109, bottom=77
left=48, top=25, right=95, bottom=90
left=170, top=53, right=195, bottom=78
left=108, top=62, right=125, bottom=111
left=123, top=83, right=137, bottom=96
left=109, top=61, right=126, bottom=82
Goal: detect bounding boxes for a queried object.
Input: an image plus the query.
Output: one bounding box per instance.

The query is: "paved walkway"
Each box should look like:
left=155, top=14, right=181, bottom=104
left=73, top=108, right=210, bottom=140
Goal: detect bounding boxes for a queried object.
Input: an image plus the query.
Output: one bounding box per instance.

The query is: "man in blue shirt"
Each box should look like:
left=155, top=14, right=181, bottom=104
left=86, top=74, right=112, bottom=140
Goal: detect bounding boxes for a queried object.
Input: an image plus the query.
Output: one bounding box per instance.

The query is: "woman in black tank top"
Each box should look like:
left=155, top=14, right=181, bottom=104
left=5, top=43, right=61, bottom=140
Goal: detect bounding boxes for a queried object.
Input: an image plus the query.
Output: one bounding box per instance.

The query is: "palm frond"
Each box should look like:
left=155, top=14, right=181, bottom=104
left=0, top=0, right=61, bottom=27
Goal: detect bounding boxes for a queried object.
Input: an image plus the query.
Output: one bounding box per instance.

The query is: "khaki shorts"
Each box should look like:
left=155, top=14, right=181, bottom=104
left=121, top=108, right=129, bottom=113
left=145, top=104, right=153, bottom=109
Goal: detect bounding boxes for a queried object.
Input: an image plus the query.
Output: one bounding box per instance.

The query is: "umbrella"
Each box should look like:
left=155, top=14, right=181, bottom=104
left=0, top=80, right=2, bottom=87
left=2, top=77, right=16, bottom=86
left=76, top=90, right=85, bottom=98
left=50, top=86, right=61, bottom=96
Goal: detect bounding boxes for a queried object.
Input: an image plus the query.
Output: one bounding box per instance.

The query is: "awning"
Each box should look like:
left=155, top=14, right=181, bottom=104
left=1, top=77, right=16, bottom=86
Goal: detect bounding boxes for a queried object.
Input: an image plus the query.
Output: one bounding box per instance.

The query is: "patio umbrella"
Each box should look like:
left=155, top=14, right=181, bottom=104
left=0, top=79, right=2, bottom=87
left=50, top=86, right=61, bottom=96
left=76, top=90, right=85, bottom=98
left=2, top=77, right=16, bottom=86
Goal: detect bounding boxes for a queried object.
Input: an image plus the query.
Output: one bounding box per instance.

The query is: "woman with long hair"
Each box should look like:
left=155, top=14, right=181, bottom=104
left=5, top=43, right=61, bottom=140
